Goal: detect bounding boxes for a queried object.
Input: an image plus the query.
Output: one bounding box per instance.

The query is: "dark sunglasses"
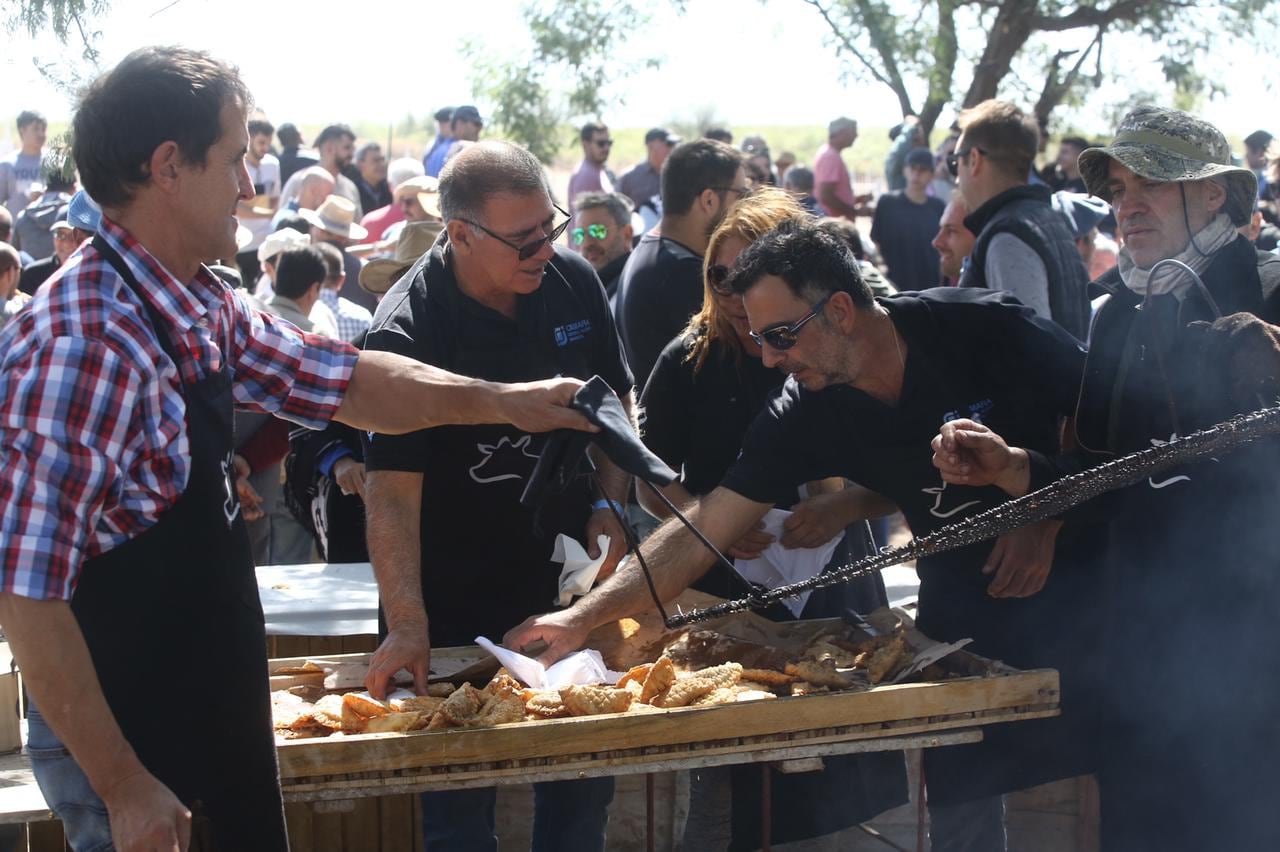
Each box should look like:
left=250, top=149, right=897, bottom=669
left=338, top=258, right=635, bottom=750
left=945, top=147, right=986, bottom=177
left=593, top=138, right=614, bottom=148
left=460, top=203, right=571, bottom=261
left=571, top=223, right=609, bottom=245
left=711, top=185, right=753, bottom=199
left=749, top=294, right=831, bottom=351
left=706, top=264, right=735, bottom=296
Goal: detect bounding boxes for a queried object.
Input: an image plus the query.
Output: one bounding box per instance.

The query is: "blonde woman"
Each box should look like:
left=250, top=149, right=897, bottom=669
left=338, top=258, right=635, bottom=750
left=636, top=187, right=906, bottom=849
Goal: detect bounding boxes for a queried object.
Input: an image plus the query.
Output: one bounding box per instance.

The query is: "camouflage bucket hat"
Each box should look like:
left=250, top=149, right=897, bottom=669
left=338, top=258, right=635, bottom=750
left=1078, top=105, right=1257, bottom=227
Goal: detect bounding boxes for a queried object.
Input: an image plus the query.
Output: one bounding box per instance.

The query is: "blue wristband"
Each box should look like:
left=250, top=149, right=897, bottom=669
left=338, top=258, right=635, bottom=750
left=592, top=498, right=624, bottom=514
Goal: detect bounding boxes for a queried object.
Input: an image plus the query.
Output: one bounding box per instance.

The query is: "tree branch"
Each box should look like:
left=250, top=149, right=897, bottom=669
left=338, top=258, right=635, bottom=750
left=1032, top=0, right=1188, bottom=31
left=802, top=0, right=902, bottom=96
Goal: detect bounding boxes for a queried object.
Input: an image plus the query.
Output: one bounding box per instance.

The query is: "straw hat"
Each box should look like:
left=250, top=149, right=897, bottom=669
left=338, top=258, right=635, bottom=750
left=359, top=220, right=445, bottom=294
left=257, top=228, right=311, bottom=263
left=394, top=175, right=442, bottom=219
left=298, top=195, right=369, bottom=240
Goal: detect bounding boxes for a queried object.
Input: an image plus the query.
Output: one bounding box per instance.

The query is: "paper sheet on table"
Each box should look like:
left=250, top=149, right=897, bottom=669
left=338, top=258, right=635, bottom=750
left=474, top=636, right=622, bottom=690
left=553, top=533, right=611, bottom=607
left=733, top=508, right=842, bottom=618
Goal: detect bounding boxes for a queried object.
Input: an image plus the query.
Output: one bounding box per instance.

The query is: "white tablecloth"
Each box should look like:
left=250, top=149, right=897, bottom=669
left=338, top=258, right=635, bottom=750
left=256, top=562, right=379, bottom=636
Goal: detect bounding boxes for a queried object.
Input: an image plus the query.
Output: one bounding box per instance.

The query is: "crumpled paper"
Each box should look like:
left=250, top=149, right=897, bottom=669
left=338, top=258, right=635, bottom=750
left=475, top=636, right=622, bottom=690
left=552, top=533, right=611, bottom=607
left=733, top=508, right=842, bottom=618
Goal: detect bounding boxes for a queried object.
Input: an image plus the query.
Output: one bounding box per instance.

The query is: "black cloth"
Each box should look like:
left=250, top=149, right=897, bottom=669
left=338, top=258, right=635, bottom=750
left=960, top=184, right=1091, bottom=341
left=278, top=145, right=318, bottom=187
left=345, top=165, right=392, bottom=217
left=363, top=242, right=632, bottom=646
left=721, top=288, right=1108, bottom=803
left=596, top=251, right=629, bottom=300
left=613, top=233, right=703, bottom=392
left=70, top=236, right=287, bottom=850
left=1031, top=245, right=1280, bottom=850
left=640, top=331, right=907, bottom=847
left=869, top=191, right=945, bottom=291
left=17, top=255, right=58, bottom=296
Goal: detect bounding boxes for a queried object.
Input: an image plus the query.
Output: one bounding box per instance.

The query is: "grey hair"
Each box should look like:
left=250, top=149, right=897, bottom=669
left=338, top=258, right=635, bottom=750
left=439, top=140, right=551, bottom=225
left=783, top=165, right=814, bottom=193
left=572, top=191, right=633, bottom=227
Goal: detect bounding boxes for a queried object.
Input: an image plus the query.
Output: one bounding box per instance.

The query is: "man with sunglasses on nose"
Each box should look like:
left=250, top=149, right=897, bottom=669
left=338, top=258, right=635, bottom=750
left=951, top=100, right=1090, bottom=341
left=510, top=218, right=1106, bottom=852
left=570, top=191, right=634, bottom=299
left=361, top=140, right=633, bottom=852
left=568, top=121, right=616, bottom=210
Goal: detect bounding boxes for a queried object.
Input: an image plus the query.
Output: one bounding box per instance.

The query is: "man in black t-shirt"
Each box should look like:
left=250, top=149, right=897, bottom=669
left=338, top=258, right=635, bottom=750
left=361, top=141, right=632, bottom=852
left=510, top=220, right=1101, bottom=852
left=870, top=148, right=946, bottom=290
left=613, top=139, right=748, bottom=389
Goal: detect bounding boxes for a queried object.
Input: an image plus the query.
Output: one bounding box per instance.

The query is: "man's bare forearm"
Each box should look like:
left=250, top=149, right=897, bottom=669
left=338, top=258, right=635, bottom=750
left=588, top=391, right=635, bottom=504
left=365, top=471, right=427, bottom=630
left=636, top=480, right=695, bottom=521
left=334, top=351, right=506, bottom=434
left=0, top=595, right=147, bottom=801
left=572, top=487, right=771, bottom=630
left=817, top=184, right=858, bottom=219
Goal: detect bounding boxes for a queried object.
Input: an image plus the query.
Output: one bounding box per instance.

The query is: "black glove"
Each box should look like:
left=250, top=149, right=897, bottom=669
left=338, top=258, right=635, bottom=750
left=1185, top=312, right=1280, bottom=414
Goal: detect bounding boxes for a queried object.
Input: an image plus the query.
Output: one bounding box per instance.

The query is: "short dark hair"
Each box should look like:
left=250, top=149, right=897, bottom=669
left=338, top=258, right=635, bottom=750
left=1060, top=135, right=1090, bottom=151
left=72, top=46, right=251, bottom=207
left=315, top=124, right=355, bottom=149
left=439, top=141, right=549, bottom=224
left=248, top=119, right=274, bottom=138
left=313, top=240, right=344, bottom=283
left=573, top=191, right=632, bottom=227
left=579, top=121, right=607, bottom=143
left=730, top=218, right=873, bottom=309
left=273, top=246, right=327, bottom=299
left=957, top=100, right=1039, bottom=181
left=434, top=106, right=454, bottom=123
left=356, top=142, right=381, bottom=163
left=661, top=139, right=743, bottom=216
left=704, top=127, right=733, bottom=144
left=816, top=216, right=866, bottom=260
left=16, top=110, right=45, bottom=131
left=277, top=123, right=301, bottom=147
left=273, top=213, right=310, bottom=236
left=1245, top=130, right=1274, bottom=152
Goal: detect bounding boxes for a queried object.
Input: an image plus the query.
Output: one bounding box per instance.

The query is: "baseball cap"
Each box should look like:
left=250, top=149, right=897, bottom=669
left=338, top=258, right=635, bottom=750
left=644, top=127, right=680, bottom=145
left=452, top=105, right=483, bottom=126
left=905, top=148, right=935, bottom=170
left=66, top=190, right=102, bottom=233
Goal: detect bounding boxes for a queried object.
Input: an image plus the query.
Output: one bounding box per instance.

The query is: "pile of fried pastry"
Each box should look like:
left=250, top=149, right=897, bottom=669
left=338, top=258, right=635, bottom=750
left=272, top=626, right=916, bottom=741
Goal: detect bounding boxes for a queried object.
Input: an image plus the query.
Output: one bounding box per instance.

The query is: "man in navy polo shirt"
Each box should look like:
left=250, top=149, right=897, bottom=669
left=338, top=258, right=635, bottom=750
left=362, top=140, right=633, bottom=852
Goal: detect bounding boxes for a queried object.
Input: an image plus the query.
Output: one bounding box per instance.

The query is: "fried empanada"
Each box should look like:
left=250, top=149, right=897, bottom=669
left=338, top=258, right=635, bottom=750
left=560, top=684, right=633, bottom=717
left=311, top=694, right=346, bottom=730
left=364, top=711, right=428, bottom=733
left=735, top=689, right=777, bottom=702
left=484, top=669, right=522, bottom=699
left=683, top=662, right=743, bottom=689
left=426, top=682, right=457, bottom=697
left=739, top=668, right=795, bottom=686
left=524, top=690, right=571, bottom=719
left=652, top=677, right=715, bottom=708
left=865, top=635, right=910, bottom=684
left=616, top=663, right=653, bottom=690
left=785, top=659, right=853, bottom=689
left=439, top=683, right=487, bottom=726
left=640, top=656, right=677, bottom=704
left=344, top=692, right=394, bottom=719
left=692, top=687, right=738, bottom=707
left=396, top=695, right=446, bottom=715
left=473, top=692, right=526, bottom=727
left=804, top=640, right=858, bottom=668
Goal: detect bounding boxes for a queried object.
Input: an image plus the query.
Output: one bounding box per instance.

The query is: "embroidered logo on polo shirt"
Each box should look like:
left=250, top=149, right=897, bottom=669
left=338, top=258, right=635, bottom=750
left=942, top=398, right=994, bottom=425
left=469, top=435, right=540, bottom=484
left=553, top=319, right=591, bottom=347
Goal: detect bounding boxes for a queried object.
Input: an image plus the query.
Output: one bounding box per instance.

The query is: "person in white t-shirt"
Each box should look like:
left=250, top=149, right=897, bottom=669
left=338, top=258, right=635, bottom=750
left=239, top=119, right=282, bottom=250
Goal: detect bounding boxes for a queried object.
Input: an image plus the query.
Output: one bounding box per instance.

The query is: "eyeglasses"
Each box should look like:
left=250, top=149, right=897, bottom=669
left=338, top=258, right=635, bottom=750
left=946, top=147, right=987, bottom=177
left=459, top=203, right=571, bottom=261
left=593, top=139, right=614, bottom=148
left=710, top=185, right=753, bottom=199
left=571, top=223, right=609, bottom=245
left=749, top=294, right=831, bottom=351
left=706, top=264, right=735, bottom=296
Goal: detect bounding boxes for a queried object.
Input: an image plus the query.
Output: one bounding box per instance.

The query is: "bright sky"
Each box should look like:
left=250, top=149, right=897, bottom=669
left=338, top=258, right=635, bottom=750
left=0, top=0, right=1271, bottom=147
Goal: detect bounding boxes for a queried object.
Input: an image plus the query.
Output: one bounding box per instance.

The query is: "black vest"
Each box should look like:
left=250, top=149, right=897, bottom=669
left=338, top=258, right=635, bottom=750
left=959, top=184, right=1091, bottom=341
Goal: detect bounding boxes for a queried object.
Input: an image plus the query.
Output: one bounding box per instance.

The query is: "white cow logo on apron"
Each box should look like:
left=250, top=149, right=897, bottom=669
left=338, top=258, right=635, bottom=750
left=469, top=435, right=540, bottom=484
left=220, top=451, right=242, bottom=527
left=922, top=481, right=982, bottom=519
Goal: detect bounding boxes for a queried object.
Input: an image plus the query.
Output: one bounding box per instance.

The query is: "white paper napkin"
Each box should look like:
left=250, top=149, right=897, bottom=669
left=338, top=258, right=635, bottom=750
left=552, top=533, right=611, bottom=606
left=733, top=508, right=843, bottom=618
left=474, top=636, right=622, bottom=690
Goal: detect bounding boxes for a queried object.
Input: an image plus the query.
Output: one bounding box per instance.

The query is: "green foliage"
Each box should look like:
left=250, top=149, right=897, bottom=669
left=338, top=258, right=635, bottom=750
left=7, top=0, right=106, bottom=61
left=464, top=0, right=653, bottom=163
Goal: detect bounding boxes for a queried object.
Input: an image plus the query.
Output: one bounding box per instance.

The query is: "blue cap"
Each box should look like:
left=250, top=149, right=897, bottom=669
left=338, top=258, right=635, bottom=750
left=1051, top=191, right=1110, bottom=239
left=66, top=190, right=102, bottom=233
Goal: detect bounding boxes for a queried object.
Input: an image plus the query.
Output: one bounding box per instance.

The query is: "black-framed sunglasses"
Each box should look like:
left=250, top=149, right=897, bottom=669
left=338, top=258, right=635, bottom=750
left=946, top=147, right=986, bottom=178
left=460, top=203, right=571, bottom=261
left=706, top=264, right=736, bottom=296
left=710, top=185, right=753, bottom=199
left=593, top=138, right=614, bottom=148
left=749, top=294, right=831, bottom=351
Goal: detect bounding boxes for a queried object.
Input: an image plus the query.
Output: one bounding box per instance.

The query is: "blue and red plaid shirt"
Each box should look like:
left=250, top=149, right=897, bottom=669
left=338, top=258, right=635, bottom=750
left=0, top=217, right=358, bottom=601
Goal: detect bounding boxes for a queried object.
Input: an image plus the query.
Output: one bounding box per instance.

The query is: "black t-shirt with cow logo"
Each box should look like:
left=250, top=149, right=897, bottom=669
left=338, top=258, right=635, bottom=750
left=363, top=241, right=633, bottom=645
left=720, top=288, right=1086, bottom=651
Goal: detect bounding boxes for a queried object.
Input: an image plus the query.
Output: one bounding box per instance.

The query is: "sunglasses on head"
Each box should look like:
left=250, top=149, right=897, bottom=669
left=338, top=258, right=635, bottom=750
left=706, top=264, right=736, bottom=296
left=571, top=223, right=609, bottom=245
left=749, top=294, right=832, bottom=351
left=460, top=203, right=571, bottom=261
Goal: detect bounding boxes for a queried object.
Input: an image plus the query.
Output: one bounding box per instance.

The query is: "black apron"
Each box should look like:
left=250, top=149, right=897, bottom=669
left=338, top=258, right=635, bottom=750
left=70, top=236, right=288, bottom=850
left=414, top=286, right=594, bottom=647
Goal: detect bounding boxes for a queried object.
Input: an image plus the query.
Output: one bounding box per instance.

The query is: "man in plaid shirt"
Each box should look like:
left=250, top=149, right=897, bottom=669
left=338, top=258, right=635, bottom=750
left=0, top=47, right=596, bottom=852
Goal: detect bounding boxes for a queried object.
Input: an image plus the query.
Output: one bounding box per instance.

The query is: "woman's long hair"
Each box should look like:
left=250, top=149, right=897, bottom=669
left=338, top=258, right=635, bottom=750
left=685, top=187, right=810, bottom=374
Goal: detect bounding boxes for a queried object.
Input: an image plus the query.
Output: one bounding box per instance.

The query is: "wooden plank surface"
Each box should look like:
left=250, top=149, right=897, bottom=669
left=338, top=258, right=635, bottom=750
left=277, top=668, right=1058, bottom=779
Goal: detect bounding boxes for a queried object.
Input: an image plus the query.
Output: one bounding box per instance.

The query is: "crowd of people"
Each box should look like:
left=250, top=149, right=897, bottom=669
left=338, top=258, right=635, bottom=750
left=1, top=42, right=1279, bottom=852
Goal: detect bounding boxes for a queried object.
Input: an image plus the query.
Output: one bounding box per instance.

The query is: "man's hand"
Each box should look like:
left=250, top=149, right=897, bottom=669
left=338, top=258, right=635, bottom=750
left=585, top=509, right=628, bottom=582
left=333, top=457, right=367, bottom=500
left=984, top=520, right=1062, bottom=598
left=504, top=608, right=592, bottom=668
left=365, top=622, right=431, bottom=699
left=727, top=520, right=775, bottom=559
left=495, top=378, right=598, bottom=434
left=232, top=454, right=263, bottom=522
left=1186, top=312, right=1280, bottom=412
left=780, top=492, right=849, bottom=549
left=101, top=768, right=191, bottom=852
left=931, top=418, right=1030, bottom=497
